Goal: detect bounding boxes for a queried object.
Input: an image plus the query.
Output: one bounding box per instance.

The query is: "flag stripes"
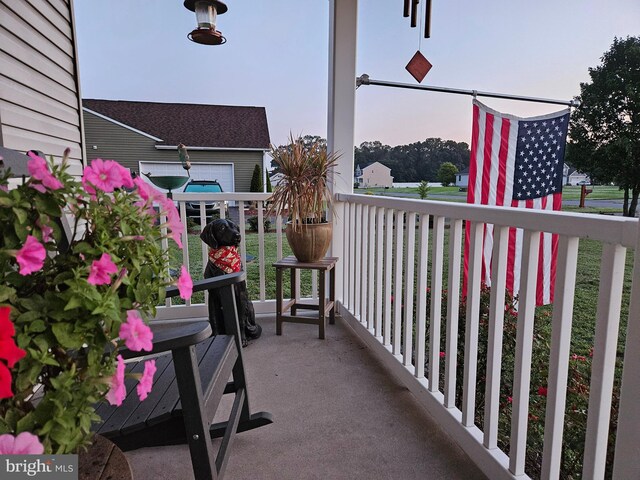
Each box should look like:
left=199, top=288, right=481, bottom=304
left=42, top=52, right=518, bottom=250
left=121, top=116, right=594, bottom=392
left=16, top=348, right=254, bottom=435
left=463, top=100, right=569, bottom=306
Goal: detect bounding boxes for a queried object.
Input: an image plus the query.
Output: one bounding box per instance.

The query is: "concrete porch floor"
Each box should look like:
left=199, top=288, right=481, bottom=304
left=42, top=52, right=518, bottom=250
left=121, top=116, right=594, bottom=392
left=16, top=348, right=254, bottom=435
left=125, top=314, right=486, bottom=480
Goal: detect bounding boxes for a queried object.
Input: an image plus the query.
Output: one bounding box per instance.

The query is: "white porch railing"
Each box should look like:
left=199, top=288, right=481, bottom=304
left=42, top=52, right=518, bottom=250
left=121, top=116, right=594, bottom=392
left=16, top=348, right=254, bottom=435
left=154, top=192, right=284, bottom=320
left=153, top=189, right=640, bottom=478
left=336, top=193, right=640, bottom=480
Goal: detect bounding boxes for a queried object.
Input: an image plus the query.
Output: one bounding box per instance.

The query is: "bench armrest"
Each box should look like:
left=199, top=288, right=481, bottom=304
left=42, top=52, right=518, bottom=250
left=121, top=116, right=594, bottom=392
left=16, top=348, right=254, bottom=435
left=165, top=271, right=246, bottom=298
left=119, top=321, right=212, bottom=359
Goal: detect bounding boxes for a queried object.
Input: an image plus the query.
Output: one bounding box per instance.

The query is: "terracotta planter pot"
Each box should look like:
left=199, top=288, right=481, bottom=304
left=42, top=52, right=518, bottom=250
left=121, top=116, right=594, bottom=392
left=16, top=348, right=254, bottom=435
left=285, top=222, right=332, bottom=263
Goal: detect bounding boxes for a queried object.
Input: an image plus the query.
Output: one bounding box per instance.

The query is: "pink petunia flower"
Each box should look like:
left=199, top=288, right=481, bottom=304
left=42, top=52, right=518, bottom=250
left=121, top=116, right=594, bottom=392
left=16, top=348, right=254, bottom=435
left=83, top=159, right=125, bottom=193
left=159, top=197, right=184, bottom=248
left=37, top=220, right=54, bottom=243
left=137, top=359, right=156, bottom=401
left=538, top=386, right=548, bottom=397
left=27, top=152, right=63, bottom=192
left=177, top=266, right=193, bottom=300
left=113, top=162, right=134, bottom=189
left=106, top=355, right=126, bottom=406
left=119, top=310, right=153, bottom=352
left=15, top=235, right=46, bottom=275
left=133, top=177, right=163, bottom=203
left=0, top=432, right=45, bottom=454
left=87, top=253, right=119, bottom=285
left=439, top=351, right=446, bottom=358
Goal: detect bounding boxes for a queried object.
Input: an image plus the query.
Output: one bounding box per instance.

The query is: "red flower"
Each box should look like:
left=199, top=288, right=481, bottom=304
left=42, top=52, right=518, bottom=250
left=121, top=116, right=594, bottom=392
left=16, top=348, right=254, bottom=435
left=538, top=386, right=548, bottom=397
left=0, top=362, right=13, bottom=399
left=0, top=307, right=15, bottom=339
left=0, top=307, right=26, bottom=399
left=0, top=339, right=26, bottom=368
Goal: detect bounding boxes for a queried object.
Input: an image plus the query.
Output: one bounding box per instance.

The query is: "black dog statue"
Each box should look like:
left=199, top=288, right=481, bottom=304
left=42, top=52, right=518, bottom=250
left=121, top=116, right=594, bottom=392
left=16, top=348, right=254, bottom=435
left=200, top=218, right=262, bottom=346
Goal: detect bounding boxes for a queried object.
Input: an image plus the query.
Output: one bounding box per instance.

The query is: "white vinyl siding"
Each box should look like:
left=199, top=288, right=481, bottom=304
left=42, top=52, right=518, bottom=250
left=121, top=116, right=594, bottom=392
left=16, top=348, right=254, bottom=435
left=0, top=0, right=84, bottom=175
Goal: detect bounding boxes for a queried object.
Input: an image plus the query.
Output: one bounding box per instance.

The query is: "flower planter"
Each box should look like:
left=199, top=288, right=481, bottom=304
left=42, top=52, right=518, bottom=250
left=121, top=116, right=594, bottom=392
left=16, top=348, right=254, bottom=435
left=285, top=222, right=332, bottom=263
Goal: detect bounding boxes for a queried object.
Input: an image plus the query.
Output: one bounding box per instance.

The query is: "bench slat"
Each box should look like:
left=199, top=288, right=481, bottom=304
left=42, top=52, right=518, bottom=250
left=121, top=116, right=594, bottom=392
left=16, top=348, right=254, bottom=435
left=96, top=335, right=235, bottom=438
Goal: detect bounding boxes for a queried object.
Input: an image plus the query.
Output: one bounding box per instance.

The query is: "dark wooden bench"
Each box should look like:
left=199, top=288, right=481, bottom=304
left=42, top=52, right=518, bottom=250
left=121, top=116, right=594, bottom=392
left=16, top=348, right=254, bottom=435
left=93, top=272, right=273, bottom=480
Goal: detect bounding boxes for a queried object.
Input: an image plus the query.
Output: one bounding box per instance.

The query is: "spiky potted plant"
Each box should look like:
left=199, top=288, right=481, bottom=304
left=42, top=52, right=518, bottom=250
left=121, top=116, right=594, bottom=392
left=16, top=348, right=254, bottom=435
left=268, top=135, right=339, bottom=262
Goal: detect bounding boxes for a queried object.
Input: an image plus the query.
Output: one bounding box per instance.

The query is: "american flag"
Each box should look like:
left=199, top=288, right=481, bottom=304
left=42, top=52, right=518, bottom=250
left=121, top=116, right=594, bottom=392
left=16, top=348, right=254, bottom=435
left=464, top=100, right=570, bottom=306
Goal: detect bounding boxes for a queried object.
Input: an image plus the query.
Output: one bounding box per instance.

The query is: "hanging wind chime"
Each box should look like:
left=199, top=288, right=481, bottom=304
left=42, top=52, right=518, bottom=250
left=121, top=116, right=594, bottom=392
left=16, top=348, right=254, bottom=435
left=404, top=0, right=433, bottom=83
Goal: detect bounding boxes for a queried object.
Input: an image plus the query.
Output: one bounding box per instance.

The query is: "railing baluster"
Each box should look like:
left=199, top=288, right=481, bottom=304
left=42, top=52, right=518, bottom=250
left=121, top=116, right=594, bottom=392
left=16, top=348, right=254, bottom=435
left=276, top=213, right=283, bottom=260
left=403, top=212, right=417, bottom=366
left=342, top=201, right=351, bottom=310
left=429, top=215, right=445, bottom=392
left=541, top=235, right=579, bottom=480
left=414, top=213, right=430, bottom=378
left=393, top=210, right=405, bottom=356
left=257, top=201, right=266, bottom=301
left=361, top=205, right=369, bottom=325
left=384, top=208, right=394, bottom=347
left=348, top=202, right=356, bottom=311
left=509, top=229, right=541, bottom=476
left=238, top=201, right=247, bottom=264
left=614, top=222, right=640, bottom=478
left=375, top=207, right=385, bottom=338
left=483, top=225, right=509, bottom=448
left=462, top=221, right=484, bottom=426
left=368, top=206, right=376, bottom=331
left=354, top=203, right=362, bottom=319
left=582, top=243, right=626, bottom=480
left=444, top=218, right=463, bottom=408
left=179, top=202, right=191, bottom=307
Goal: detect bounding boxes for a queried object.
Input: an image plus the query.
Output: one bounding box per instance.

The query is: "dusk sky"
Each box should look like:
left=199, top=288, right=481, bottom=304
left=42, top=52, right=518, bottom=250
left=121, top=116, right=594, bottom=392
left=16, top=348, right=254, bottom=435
left=75, top=0, right=639, bottom=149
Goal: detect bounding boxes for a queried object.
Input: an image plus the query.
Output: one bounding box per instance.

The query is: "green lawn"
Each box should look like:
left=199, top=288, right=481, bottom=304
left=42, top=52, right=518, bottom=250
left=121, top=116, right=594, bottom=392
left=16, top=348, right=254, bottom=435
left=358, top=185, right=625, bottom=201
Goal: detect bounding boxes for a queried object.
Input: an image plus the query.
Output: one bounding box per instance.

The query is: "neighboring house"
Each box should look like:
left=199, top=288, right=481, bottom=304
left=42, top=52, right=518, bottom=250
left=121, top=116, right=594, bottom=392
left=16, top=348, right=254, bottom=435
left=355, top=162, right=393, bottom=188
left=0, top=0, right=85, bottom=175
left=455, top=167, right=469, bottom=188
left=83, top=100, right=270, bottom=192
left=562, top=164, right=591, bottom=186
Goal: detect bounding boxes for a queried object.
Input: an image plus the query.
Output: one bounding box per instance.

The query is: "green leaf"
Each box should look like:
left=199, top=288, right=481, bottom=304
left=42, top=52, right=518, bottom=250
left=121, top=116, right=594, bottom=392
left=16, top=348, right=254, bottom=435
left=16, top=413, right=36, bottom=433
left=13, top=218, right=29, bottom=240
left=64, top=296, right=83, bottom=311
left=34, top=195, right=62, bottom=217
left=12, top=207, right=28, bottom=224
left=0, top=285, right=16, bottom=303
left=52, top=323, right=83, bottom=349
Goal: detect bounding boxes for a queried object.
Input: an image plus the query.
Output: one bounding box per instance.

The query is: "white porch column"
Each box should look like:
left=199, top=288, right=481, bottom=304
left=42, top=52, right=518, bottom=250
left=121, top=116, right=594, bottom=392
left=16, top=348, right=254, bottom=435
left=327, top=0, right=357, bottom=303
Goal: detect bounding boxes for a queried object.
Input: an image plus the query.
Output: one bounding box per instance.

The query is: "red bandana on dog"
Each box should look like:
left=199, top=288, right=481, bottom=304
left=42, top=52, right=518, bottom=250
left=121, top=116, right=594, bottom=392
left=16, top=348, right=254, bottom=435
left=208, top=246, right=242, bottom=273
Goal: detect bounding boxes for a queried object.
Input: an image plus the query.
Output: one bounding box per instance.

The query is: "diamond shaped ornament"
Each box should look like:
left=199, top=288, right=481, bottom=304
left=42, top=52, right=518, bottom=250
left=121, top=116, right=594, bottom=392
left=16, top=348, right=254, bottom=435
left=405, top=50, right=432, bottom=83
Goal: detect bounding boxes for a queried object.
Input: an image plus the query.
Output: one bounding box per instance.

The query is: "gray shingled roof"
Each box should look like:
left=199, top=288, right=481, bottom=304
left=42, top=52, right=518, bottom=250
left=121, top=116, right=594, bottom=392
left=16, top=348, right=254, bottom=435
left=83, top=99, right=270, bottom=149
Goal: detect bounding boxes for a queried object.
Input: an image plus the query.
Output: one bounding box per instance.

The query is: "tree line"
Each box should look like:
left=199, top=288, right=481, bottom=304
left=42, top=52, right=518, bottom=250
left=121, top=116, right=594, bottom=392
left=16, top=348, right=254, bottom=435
left=270, top=136, right=470, bottom=183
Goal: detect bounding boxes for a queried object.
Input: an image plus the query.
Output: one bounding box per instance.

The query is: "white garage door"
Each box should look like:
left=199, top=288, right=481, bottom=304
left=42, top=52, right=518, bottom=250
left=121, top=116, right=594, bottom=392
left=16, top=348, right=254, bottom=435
left=138, top=162, right=235, bottom=193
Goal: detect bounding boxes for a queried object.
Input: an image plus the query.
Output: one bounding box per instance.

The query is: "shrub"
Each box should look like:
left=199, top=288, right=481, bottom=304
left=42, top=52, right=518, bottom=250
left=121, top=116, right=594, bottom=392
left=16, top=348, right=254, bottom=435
left=247, top=216, right=270, bottom=233
left=250, top=164, right=263, bottom=193
left=423, top=284, right=618, bottom=478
